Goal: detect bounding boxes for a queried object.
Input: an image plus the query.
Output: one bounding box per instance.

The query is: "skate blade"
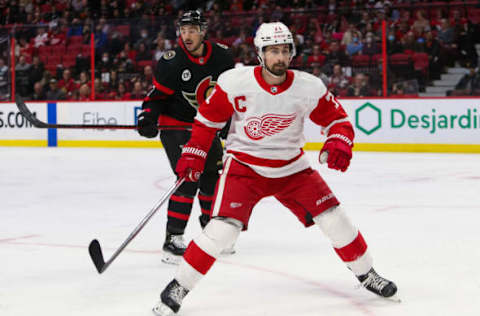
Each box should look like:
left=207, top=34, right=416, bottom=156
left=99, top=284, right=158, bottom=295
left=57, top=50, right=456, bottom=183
left=152, top=302, right=175, bottom=316
left=161, top=252, right=182, bottom=265
left=384, top=294, right=402, bottom=303
left=220, top=247, right=236, bottom=255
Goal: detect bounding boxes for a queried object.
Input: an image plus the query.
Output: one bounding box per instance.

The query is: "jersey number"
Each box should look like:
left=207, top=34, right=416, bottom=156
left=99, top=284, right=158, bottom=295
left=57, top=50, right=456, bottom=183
left=234, top=96, right=247, bottom=112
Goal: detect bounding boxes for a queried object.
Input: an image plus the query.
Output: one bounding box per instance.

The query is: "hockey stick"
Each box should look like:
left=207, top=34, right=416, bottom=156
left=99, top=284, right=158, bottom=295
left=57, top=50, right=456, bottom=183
left=15, top=96, right=190, bottom=130
left=88, top=177, right=185, bottom=274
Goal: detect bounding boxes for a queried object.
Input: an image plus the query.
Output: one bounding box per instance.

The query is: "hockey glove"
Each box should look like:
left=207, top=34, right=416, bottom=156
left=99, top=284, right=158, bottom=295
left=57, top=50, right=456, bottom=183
left=320, top=136, right=353, bottom=172
left=137, top=110, right=158, bottom=138
left=175, top=145, right=207, bottom=182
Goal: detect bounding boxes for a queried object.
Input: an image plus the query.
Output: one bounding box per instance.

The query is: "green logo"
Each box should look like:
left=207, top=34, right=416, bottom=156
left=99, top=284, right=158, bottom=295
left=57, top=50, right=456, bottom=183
left=355, top=102, right=382, bottom=135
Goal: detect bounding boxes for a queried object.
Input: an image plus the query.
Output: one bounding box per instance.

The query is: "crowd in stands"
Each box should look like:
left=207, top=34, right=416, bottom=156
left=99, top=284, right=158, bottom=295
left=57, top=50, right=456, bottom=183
left=1, top=0, right=480, bottom=101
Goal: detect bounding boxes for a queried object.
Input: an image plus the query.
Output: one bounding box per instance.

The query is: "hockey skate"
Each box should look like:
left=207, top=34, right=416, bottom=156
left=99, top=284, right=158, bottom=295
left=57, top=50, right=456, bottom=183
left=162, top=233, right=186, bottom=265
left=357, top=268, right=398, bottom=298
left=152, top=279, right=189, bottom=316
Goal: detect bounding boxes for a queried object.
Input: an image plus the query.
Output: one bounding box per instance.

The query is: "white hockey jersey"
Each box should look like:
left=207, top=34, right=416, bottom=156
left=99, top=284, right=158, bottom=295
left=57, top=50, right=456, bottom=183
left=191, top=66, right=354, bottom=178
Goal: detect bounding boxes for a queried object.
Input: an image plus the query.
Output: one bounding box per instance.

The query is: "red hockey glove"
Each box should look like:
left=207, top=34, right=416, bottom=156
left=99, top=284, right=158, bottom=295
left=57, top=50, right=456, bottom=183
left=319, top=136, right=353, bottom=172
left=175, top=145, right=208, bottom=182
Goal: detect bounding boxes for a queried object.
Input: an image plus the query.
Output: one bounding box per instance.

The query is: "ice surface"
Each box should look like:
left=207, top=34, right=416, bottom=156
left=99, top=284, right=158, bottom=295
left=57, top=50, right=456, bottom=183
left=1, top=147, right=479, bottom=316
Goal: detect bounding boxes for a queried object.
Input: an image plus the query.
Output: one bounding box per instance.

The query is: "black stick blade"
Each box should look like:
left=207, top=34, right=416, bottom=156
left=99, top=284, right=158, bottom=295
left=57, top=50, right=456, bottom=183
left=15, top=96, right=48, bottom=128
left=89, top=239, right=106, bottom=274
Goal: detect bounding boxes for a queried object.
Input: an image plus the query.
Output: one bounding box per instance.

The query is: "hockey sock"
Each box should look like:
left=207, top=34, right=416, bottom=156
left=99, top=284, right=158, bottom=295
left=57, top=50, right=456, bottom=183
left=166, top=194, right=194, bottom=234
left=176, top=218, right=242, bottom=290
left=198, top=192, right=213, bottom=228
left=313, top=206, right=373, bottom=276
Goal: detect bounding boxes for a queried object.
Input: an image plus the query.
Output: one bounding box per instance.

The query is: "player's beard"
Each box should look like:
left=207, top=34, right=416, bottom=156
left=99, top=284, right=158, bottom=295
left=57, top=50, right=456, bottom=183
left=266, top=62, right=287, bottom=76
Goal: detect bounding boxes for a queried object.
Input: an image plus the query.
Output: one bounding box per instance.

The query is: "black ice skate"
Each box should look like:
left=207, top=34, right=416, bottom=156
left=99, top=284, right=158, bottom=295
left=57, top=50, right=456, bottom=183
left=357, top=268, right=398, bottom=298
left=152, top=279, right=189, bottom=316
left=162, top=233, right=186, bottom=265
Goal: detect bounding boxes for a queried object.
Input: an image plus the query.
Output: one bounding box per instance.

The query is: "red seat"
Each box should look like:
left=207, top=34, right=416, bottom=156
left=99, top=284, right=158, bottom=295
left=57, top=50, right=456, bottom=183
left=63, top=54, right=76, bottom=67
left=68, top=35, right=83, bottom=45
left=352, top=54, right=371, bottom=67
left=47, top=55, right=62, bottom=66
left=136, top=60, right=153, bottom=71
left=412, top=52, right=429, bottom=74
left=115, top=25, right=130, bottom=37
left=306, top=54, right=326, bottom=66
left=389, top=53, right=411, bottom=65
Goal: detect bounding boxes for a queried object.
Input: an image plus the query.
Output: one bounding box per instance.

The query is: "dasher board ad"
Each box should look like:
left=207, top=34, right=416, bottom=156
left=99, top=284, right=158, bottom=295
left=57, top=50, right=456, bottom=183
left=57, top=101, right=142, bottom=140
left=0, top=102, right=47, bottom=140
left=339, top=98, right=480, bottom=144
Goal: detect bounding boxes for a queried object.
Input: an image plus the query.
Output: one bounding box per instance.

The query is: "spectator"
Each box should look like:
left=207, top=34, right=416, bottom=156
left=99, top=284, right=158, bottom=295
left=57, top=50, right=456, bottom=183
left=452, top=67, right=480, bottom=96
left=424, top=31, right=443, bottom=80
left=324, top=41, right=349, bottom=68
left=94, top=78, right=106, bottom=100
left=311, top=65, right=329, bottom=86
left=49, top=26, right=66, bottom=46
left=386, top=30, right=403, bottom=55
left=33, top=27, right=49, bottom=48
left=31, top=81, right=46, bottom=100
left=307, top=44, right=326, bottom=66
left=346, top=35, right=363, bottom=56
left=46, top=78, right=66, bottom=100
left=437, top=19, right=455, bottom=46
left=328, top=64, right=349, bottom=94
left=78, top=83, right=91, bottom=101
left=347, top=73, right=370, bottom=97
left=0, top=57, right=9, bottom=100
left=456, top=19, right=478, bottom=68
left=114, top=82, right=131, bottom=100
left=29, top=56, right=45, bottom=91
left=94, top=23, right=108, bottom=54
left=130, top=80, right=145, bottom=99
left=135, top=42, right=152, bottom=62
left=362, top=33, right=379, bottom=56
left=58, top=68, right=76, bottom=98
left=142, top=65, right=153, bottom=88
left=15, top=55, right=31, bottom=97
left=411, top=10, right=431, bottom=36
left=16, top=37, right=33, bottom=61
left=153, top=37, right=167, bottom=62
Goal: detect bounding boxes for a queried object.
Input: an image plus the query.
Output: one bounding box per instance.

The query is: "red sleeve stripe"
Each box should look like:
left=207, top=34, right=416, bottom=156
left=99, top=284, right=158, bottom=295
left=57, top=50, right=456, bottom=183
left=334, top=232, right=368, bottom=262
left=323, top=118, right=351, bottom=134
left=183, top=241, right=216, bottom=275
left=195, top=112, right=227, bottom=129
left=153, top=77, right=174, bottom=95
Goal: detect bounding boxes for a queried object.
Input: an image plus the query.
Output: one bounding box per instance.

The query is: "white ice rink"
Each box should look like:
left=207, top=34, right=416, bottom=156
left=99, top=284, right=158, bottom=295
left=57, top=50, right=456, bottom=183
left=1, top=147, right=480, bottom=316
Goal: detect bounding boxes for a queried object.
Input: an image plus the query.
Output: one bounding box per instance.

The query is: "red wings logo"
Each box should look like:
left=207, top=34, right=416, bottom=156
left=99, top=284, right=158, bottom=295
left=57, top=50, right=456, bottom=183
left=244, top=113, right=296, bottom=140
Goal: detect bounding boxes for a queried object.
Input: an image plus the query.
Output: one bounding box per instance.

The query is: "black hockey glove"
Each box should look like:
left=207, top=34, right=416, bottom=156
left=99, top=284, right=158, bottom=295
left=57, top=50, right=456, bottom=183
left=137, top=110, right=159, bottom=138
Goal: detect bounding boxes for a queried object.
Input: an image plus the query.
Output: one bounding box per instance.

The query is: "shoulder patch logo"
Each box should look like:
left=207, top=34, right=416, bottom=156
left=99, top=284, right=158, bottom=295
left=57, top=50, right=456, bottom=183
left=181, top=76, right=216, bottom=110
left=182, top=69, right=191, bottom=81
left=217, top=43, right=229, bottom=50
left=163, top=50, right=176, bottom=60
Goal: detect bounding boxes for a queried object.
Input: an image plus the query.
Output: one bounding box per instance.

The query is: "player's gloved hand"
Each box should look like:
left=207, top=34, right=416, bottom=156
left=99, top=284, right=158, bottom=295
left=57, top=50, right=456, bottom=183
left=137, top=110, right=158, bottom=138
left=175, top=144, right=207, bottom=182
left=319, top=137, right=352, bottom=172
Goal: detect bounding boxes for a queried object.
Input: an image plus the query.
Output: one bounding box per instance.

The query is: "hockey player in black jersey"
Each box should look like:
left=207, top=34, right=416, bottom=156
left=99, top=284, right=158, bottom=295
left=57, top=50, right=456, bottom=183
left=136, top=10, right=235, bottom=264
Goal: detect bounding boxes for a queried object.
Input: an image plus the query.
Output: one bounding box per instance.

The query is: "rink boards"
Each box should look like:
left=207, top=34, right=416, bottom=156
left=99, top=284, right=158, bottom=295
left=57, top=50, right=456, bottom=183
left=1, top=99, right=480, bottom=153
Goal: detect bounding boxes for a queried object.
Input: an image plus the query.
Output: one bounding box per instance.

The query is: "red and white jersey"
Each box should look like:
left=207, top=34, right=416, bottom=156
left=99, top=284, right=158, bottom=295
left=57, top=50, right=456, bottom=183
left=193, top=65, right=354, bottom=178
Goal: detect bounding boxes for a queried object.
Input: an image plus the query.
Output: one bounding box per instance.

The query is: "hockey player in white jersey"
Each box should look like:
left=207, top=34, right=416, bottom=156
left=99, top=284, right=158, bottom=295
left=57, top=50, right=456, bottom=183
left=152, top=22, right=398, bottom=316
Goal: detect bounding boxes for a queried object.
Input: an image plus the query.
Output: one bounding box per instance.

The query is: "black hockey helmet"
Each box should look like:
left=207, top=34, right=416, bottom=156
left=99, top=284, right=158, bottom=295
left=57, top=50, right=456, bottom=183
left=177, top=10, right=207, bottom=31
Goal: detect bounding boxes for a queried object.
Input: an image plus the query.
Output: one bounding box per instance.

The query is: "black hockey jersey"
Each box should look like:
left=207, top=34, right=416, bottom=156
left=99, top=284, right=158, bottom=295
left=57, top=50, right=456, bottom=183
left=142, top=39, right=235, bottom=125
